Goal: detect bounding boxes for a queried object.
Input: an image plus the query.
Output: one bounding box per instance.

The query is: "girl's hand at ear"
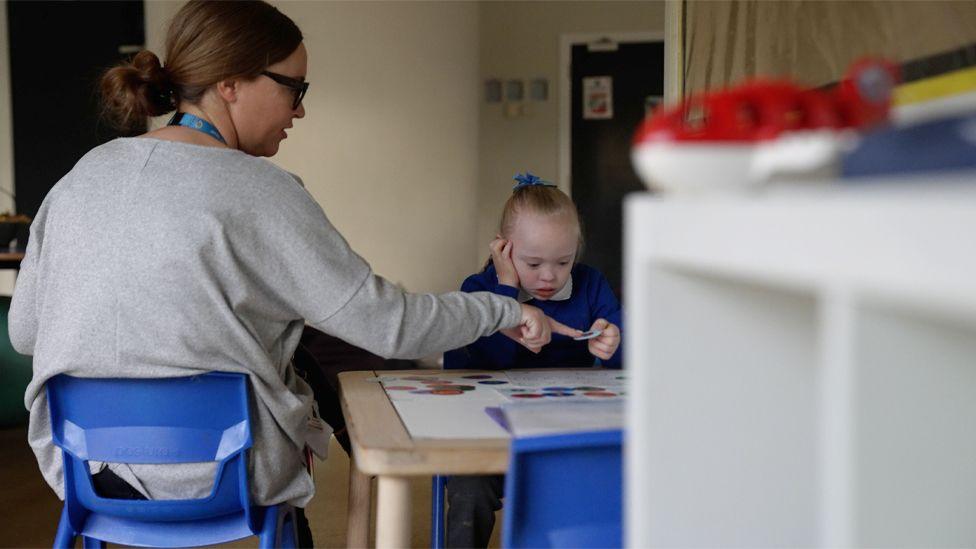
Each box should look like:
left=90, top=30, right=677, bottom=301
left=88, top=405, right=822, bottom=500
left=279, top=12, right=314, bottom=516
left=490, top=237, right=519, bottom=288
left=587, top=318, right=620, bottom=361
left=503, top=304, right=583, bottom=353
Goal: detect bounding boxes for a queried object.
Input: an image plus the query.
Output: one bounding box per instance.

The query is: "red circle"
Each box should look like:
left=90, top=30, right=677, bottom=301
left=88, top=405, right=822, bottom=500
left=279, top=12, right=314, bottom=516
left=511, top=393, right=544, bottom=399
left=430, top=389, right=464, bottom=396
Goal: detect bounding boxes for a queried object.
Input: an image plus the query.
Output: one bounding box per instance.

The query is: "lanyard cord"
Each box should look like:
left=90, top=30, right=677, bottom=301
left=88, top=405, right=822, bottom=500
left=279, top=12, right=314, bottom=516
left=167, top=112, right=226, bottom=144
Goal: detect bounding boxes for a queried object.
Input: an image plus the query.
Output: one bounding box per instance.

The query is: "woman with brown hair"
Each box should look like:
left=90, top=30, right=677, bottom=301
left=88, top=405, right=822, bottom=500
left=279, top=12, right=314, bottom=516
left=8, top=1, right=577, bottom=544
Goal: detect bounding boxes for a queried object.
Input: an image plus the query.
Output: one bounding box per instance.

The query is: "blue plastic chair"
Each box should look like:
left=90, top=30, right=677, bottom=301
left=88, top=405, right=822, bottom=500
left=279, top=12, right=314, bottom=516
left=502, top=429, right=623, bottom=548
left=46, top=372, right=298, bottom=548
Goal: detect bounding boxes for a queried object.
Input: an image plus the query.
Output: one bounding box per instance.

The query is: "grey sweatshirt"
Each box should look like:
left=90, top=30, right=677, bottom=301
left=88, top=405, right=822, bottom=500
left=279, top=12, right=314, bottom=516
left=9, top=138, right=521, bottom=507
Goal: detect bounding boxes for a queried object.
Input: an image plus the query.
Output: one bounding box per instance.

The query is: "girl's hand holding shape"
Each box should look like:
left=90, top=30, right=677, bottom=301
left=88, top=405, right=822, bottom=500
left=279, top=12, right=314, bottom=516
left=490, top=237, right=519, bottom=288
left=587, top=318, right=620, bottom=360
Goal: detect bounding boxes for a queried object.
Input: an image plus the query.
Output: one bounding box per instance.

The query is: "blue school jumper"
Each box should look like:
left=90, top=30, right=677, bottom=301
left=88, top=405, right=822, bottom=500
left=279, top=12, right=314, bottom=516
left=444, top=263, right=623, bottom=369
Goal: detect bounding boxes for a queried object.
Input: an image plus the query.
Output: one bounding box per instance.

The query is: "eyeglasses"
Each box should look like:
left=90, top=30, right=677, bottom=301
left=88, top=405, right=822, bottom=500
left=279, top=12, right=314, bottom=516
left=261, top=70, right=309, bottom=110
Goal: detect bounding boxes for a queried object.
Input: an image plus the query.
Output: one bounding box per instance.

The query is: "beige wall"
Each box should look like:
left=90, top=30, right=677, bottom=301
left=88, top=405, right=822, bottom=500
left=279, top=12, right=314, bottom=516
left=476, top=1, right=665, bottom=253
left=270, top=1, right=481, bottom=294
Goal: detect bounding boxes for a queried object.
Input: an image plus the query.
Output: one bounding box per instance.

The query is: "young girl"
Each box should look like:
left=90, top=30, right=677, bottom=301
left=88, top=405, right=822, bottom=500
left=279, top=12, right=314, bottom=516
left=442, top=172, right=622, bottom=548
left=445, top=172, right=621, bottom=371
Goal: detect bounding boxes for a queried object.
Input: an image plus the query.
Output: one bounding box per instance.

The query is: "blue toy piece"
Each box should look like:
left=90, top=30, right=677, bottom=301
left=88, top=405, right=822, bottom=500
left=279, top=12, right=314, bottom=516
left=46, top=372, right=297, bottom=548
left=502, top=429, right=623, bottom=549
left=842, top=113, right=976, bottom=178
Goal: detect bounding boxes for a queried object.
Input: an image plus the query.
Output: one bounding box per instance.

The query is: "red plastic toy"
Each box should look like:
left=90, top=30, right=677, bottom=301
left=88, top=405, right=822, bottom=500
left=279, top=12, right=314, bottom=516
left=631, top=59, right=900, bottom=191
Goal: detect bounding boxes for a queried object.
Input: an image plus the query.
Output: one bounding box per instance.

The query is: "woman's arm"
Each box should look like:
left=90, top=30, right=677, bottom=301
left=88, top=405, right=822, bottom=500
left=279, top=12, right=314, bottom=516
left=234, top=177, right=532, bottom=359
left=443, top=274, right=522, bottom=369
left=312, top=272, right=522, bottom=360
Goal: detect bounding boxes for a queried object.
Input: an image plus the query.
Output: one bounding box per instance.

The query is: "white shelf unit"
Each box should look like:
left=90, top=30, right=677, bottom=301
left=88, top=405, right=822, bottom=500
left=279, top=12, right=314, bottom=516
left=624, top=174, right=976, bottom=548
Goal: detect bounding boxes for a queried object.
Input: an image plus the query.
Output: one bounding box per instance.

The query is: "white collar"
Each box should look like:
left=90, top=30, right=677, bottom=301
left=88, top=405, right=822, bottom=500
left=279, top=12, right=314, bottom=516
left=517, top=278, right=573, bottom=303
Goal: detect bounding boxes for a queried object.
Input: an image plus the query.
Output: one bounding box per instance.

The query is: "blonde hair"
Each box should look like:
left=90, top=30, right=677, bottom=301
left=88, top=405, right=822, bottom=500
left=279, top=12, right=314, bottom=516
left=496, top=185, right=584, bottom=260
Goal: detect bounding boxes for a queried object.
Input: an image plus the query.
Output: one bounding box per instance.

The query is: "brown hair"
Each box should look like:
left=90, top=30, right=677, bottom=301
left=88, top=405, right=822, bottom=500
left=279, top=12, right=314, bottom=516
left=99, top=0, right=303, bottom=133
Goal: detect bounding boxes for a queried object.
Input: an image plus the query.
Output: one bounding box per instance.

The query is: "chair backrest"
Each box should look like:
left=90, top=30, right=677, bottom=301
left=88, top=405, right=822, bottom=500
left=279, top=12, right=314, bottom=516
left=47, top=372, right=255, bottom=528
left=502, top=429, right=623, bottom=549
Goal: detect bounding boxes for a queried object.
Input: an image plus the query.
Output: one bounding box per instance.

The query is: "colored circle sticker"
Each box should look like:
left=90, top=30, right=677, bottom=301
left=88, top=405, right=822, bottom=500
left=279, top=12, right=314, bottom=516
left=542, top=387, right=574, bottom=392
left=384, top=386, right=417, bottom=391
left=543, top=392, right=574, bottom=397
left=478, top=380, right=508, bottom=385
left=574, top=386, right=604, bottom=391
left=511, top=393, right=544, bottom=398
left=583, top=391, right=617, bottom=397
left=462, top=374, right=493, bottom=379
left=411, top=390, right=434, bottom=394
left=430, top=389, right=464, bottom=396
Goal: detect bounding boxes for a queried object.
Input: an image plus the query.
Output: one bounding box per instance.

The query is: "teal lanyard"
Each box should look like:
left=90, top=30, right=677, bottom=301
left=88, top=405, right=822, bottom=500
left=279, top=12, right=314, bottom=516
left=168, top=112, right=226, bottom=144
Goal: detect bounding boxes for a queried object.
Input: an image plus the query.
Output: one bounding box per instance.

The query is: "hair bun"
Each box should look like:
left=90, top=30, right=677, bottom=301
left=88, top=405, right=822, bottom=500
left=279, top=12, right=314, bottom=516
left=131, top=51, right=167, bottom=83
left=99, top=49, right=177, bottom=134
left=130, top=50, right=176, bottom=111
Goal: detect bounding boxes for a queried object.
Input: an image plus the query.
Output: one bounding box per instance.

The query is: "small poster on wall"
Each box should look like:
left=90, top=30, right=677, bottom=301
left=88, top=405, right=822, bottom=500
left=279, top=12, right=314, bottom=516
left=583, top=76, right=613, bottom=120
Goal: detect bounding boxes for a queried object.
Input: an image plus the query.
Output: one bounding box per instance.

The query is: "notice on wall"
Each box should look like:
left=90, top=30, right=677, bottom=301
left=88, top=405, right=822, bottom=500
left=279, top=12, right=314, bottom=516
left=583, top=76, right=613, bottom=120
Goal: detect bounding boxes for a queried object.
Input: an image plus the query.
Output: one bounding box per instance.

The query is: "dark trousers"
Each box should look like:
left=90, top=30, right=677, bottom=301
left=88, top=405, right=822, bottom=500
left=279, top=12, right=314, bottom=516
left=91, top=468, right=315, bottom=547
left=446, top=474, right=505, bottom=548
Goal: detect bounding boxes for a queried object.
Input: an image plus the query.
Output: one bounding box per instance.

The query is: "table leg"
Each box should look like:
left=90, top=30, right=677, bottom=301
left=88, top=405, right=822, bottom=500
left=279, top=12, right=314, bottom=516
left=347, top=456, right=372, bottom=548
left=376, top=475, right=411, bottom=549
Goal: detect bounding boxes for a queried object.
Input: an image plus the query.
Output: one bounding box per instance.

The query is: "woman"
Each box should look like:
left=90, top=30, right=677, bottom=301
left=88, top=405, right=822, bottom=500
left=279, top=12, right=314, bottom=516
left=8, top=0, right=575, bottom=543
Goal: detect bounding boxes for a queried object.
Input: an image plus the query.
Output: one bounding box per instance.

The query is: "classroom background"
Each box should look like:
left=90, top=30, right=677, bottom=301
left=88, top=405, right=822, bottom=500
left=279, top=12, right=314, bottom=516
left=1, top=1, right=975, bottom=547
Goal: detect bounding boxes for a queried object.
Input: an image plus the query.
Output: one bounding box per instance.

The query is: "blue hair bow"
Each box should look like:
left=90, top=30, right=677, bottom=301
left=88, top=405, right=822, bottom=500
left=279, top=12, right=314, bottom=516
left=512, top=172, right=557, bottom=190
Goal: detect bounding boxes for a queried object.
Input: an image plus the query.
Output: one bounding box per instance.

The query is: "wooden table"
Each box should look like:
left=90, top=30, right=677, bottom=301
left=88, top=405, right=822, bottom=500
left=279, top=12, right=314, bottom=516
left=338, top=369, right=510, bottom=548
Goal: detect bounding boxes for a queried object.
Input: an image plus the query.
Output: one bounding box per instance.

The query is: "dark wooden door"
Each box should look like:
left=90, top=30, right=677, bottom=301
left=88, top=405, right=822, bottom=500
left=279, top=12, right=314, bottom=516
left=571, top=41, right=664, bottom=298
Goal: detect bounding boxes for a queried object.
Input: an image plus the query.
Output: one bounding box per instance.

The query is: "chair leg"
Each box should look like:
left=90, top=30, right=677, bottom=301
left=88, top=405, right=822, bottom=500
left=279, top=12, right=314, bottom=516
left=279, top=507, right=298, bottom=548
left=431, top=475, right=447, bottom=549
left=53, top=506, right=76, bottom=549
left=258, top=505, right=280, bottom=549
left=82, top=536, right=106, bottom=549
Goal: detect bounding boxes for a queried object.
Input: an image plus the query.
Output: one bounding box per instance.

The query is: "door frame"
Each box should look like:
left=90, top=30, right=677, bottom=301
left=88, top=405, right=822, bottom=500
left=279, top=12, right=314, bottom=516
left=558, top=31, right=665, bottom=196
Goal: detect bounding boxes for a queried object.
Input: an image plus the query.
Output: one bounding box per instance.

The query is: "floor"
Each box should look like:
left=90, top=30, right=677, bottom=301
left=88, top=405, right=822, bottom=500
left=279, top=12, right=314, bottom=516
left=0, top=426, right=501, bottom=548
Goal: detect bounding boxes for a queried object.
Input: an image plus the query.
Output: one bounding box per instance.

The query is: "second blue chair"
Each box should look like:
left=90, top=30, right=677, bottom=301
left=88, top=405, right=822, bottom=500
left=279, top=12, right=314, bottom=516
left=502, top=429, right=623, bottom=548
left=432, top=429, right=622, bottom=548
left=46, top=372, right=297, bottom=548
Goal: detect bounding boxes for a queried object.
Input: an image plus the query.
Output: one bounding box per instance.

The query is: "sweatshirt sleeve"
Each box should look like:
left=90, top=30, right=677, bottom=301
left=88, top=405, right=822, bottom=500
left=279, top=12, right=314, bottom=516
left=231, top=175, right=522, bottom=360
left=313, top=273, right=522, bottom=360
left=443, top=273, right=522, bottom=370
